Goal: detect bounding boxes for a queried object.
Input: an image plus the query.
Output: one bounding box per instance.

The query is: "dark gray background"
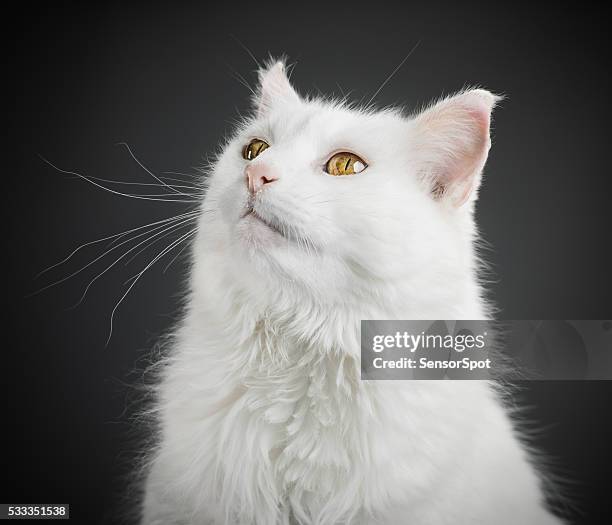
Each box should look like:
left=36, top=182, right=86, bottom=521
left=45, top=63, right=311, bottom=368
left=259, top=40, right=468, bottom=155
left=7, top=2, right=611, bottom=524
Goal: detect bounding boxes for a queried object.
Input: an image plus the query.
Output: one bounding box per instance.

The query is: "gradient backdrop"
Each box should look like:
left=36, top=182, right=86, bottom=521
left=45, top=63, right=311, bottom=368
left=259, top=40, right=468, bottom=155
left=7, top=2, right=612, bottom=524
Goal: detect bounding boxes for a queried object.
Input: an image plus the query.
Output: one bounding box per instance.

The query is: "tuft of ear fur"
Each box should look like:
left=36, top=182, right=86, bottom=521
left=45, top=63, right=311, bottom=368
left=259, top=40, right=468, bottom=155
left=411, top=89, right=501, bottom=208
left=255, top=60, right=300, bottom=118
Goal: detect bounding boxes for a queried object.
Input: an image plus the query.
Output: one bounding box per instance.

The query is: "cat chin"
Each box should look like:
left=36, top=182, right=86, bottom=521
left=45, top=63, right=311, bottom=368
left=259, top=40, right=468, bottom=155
left=234, top=212, right=287, bottom=249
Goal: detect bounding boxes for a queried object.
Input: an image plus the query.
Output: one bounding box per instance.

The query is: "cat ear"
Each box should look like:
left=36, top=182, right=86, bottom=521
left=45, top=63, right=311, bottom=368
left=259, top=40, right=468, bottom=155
left=255, top=61, right=300, bottom=118
left=410, top=89, right=500, bottom=207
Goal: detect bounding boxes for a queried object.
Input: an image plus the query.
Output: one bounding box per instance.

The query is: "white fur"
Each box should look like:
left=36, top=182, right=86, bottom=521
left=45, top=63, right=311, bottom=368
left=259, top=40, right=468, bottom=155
left=141, top=61, right=563, bottom=524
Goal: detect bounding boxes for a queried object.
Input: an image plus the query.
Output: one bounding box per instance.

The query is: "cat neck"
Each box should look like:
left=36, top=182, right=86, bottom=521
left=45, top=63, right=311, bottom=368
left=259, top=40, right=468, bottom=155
left=186, top=250, right=488, bottom=361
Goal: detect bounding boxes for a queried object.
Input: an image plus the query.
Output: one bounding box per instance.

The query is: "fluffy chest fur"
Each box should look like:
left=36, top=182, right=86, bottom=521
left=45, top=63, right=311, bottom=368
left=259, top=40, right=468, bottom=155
left=147, top=288, right=553, bottom=525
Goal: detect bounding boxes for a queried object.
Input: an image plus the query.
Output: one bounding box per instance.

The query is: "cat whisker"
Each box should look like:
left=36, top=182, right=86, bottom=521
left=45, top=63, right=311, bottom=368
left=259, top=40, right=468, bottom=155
left=33, top=211, right=200, bottom=281
left=123, top=219, right=196, bottom=266
left=116, top=142, right=193, bottom=197
left=107, top=228, right=198, bottom=345
left=111, top=193, right=197, bottom=199
left=366, top=40, right=420, bottom=108
left=162, top=241, right=192, bottom=274
left=68, top=216, right=199, bottom=309
left=225, top=62, right=256, bottom=96
left=162, top=172, right=201, bottom=185
left=229, top=34, right=261, bottom=69
left=83, top=174, right=201, bottom=193
left=39, top=156, right=200, bottom=203
left=29, top=211, right=199, bottom=298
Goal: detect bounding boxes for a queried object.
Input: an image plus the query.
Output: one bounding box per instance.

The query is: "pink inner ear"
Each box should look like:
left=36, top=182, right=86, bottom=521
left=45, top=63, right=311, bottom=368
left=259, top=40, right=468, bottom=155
left=416, top=89, right=498, bottom=207
left=453, top=98, right=493, bottom=206
left=461, top=90, right=496, bottom=131
left=257, top=62, right=299, bottom=118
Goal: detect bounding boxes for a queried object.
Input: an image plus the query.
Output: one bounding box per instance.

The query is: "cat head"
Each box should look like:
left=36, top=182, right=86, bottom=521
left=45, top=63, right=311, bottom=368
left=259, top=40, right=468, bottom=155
left=200, top=60, right=499, bottom=306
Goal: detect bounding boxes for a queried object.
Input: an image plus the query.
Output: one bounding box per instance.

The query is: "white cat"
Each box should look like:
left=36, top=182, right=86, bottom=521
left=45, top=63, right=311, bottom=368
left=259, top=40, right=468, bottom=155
left=141, top=60, right=563, bottom=524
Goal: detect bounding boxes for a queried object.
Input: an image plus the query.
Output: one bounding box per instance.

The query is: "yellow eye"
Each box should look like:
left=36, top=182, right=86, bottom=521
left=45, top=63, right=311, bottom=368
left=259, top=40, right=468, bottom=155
left=325, top=152, right=367, bottom=176
left=243, top=139, right=269, bottom=160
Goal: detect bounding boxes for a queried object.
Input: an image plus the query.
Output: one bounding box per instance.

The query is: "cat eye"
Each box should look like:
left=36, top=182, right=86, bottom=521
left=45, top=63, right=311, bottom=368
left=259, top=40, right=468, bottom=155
left=243, top=139, right=270, bottom=161
left=325, top=152, right=367, bottom=176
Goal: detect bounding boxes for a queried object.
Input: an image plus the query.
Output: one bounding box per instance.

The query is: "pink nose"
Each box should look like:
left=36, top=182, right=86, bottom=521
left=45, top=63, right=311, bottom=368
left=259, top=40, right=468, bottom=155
left=246, top=163, right=279, bottom=194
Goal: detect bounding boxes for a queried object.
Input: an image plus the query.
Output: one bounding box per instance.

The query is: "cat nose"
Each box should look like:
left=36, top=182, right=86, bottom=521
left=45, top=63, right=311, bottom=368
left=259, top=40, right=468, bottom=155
left=245, top=163, right=279, bottom=194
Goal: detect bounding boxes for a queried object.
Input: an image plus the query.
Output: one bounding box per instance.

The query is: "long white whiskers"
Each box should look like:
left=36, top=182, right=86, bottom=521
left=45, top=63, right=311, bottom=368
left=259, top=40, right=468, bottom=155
left=70, top=215, right=198, bottom=308
left=83, top=174, right=200, bottom=193
left=162, top=241, right=192, bottom=274
left=123, top=218, right=194, bottom=265
left=116, top=142, right=192, bottom=197
left=34, top=213, right=194, bottom=280
left=39, top=156, right=200, bottom=204
left=28, top=211, right=198, bottom=297
left=106, top=228, right=198, bottom=345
